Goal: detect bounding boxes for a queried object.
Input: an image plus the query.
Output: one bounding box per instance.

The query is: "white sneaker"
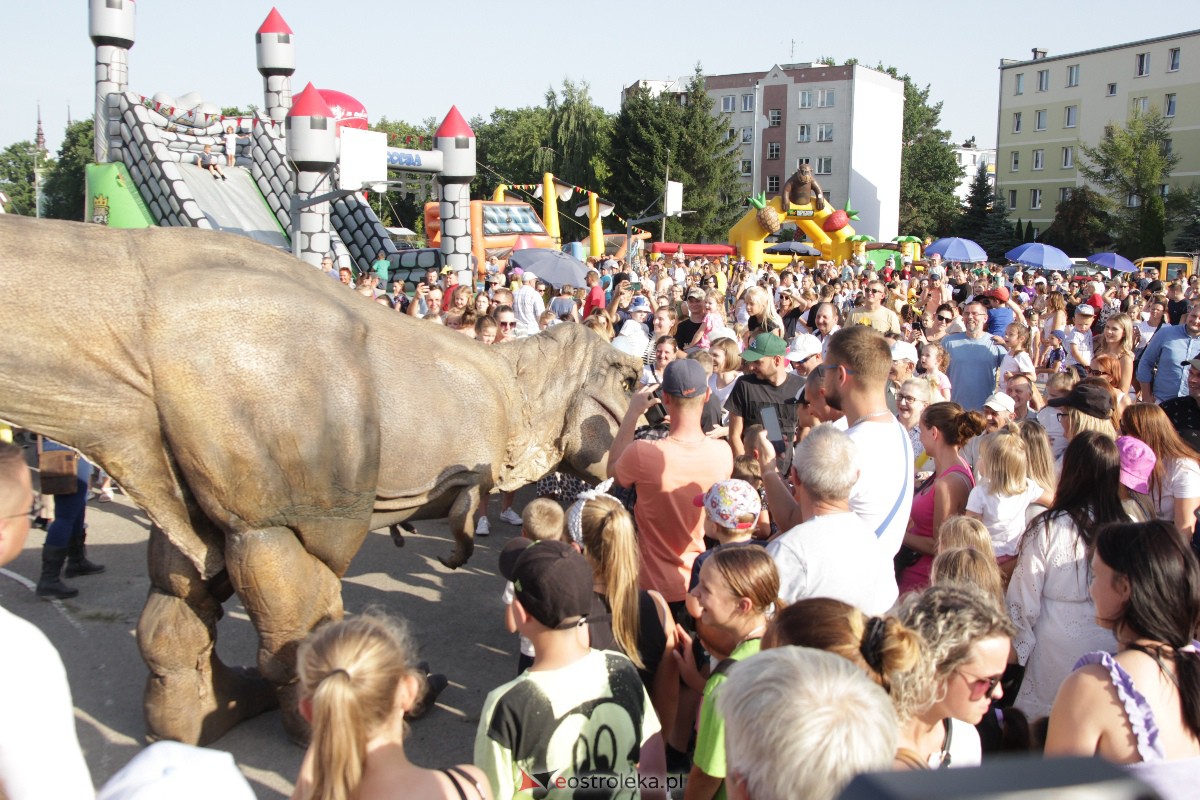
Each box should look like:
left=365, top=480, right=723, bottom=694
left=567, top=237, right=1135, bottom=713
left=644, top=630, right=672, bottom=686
left=499, top=508, right=523, bottom=526
left=476, top=517, right=490, bottom=537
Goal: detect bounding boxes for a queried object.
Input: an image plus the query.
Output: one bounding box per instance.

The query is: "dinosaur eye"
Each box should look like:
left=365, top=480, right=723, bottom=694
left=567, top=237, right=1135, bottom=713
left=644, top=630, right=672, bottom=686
left=623, top=377, right=636, bottom=393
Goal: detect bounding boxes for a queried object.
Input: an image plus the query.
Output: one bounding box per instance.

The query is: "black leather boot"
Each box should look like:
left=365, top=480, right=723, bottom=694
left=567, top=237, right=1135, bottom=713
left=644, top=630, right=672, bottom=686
left=65, top=528, right=105, bottom=578
left=36, top=545, right=79, bottom=599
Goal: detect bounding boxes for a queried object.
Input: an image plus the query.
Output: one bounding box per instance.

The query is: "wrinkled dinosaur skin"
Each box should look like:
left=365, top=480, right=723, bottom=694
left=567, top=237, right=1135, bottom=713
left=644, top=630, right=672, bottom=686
left=0, top=217, right=639, bottom=745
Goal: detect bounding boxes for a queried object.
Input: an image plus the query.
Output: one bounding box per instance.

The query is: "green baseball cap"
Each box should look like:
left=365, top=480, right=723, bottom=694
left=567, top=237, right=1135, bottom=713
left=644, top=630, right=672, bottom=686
left=741, top=333, right=788, bottom=362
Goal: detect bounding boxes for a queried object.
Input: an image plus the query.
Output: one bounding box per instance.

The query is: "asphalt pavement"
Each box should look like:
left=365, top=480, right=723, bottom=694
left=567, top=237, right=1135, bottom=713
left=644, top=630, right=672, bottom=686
left=0, top=483, right=531, bottom=798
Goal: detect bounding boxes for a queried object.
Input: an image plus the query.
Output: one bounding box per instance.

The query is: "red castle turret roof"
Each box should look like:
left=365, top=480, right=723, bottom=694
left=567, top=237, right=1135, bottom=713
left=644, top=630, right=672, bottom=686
left=436, top=106, right=475, bottom=139
left=288, top=83, right=335, bottom=118
left=257, top=7, right=293, bottom=35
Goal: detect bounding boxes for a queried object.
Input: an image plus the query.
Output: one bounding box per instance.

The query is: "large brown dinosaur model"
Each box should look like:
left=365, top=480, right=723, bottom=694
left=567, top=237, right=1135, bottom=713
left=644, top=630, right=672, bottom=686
left=0, top=216, right=640, bottom=745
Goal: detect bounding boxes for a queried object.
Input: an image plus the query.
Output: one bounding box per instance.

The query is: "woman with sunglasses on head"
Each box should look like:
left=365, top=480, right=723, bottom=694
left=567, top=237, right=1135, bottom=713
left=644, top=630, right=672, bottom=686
left=894, top=585, right=1017, bottom=769
left=1007, top=430, right=1130, bottom=721
left=1046, top=520, right=1200, bottom=797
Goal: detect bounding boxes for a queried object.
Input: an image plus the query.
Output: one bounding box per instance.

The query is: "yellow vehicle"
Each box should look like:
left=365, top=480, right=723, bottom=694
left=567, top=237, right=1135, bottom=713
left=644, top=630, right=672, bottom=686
left=1135, top=254, right=1199, bottom=283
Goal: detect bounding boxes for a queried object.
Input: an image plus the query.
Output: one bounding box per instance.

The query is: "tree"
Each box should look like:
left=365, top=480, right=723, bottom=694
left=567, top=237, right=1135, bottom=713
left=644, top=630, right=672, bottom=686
left=539, top=80, right=613, bottom=242
left=952, top=163, right=993, bottom=241
left=41, top=120, right=93, bottom=221
left=1173, top=188, right=1200, bottom=252
left=1078, top=109, right=1180, bottom=258
left=1023, top=220, right=1035, bottom=243
left=1039, top=186, right=1113, bottom=256
left=889, top=68, right=962, bottom=238
left=473, top=106, right=551, bottom=200
left=0, top=140, right=43, bottom=216
left=220, top=105, right=260, bottom=118
left=608, top=68, right=741, bottom=244
left=668, top=67, right=743, bottom=243
left=975, top=195, right=1020, bottom=259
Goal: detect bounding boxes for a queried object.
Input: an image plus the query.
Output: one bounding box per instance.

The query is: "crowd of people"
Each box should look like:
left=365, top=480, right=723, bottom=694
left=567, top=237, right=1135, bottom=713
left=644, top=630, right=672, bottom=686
left=7, top=247, right=1200, bottom=799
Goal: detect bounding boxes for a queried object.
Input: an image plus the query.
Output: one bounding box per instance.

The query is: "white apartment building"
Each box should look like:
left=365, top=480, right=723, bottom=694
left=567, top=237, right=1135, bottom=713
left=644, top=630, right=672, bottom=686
left=996, top=31, right=1200, bottom=238
left=953, top=142, right=996, bottom=202
left=624, top=64, right=904, bottom=241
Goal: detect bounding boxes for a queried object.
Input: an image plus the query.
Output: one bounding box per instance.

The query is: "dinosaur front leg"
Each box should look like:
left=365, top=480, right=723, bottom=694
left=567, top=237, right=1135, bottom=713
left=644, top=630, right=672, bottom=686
left=138, top=526, right=276, bottom=745
left=225, top=525, right=346, bottom=744
left=439, top=481, right=484, bottom=569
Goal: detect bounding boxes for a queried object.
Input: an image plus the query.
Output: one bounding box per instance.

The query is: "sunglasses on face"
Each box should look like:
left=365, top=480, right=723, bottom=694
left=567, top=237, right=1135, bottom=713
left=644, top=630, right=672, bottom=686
left=936, top=316, right=953, bottom=323
left=498, top=321, right=517, bottom=329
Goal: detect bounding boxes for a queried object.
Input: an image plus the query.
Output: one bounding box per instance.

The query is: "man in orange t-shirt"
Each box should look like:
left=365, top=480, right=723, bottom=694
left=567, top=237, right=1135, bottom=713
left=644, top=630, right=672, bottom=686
left=609, top=359, right=733, bottom=620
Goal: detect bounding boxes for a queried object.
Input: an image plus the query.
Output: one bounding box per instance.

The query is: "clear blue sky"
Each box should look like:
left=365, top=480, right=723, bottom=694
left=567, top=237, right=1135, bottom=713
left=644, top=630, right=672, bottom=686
left=7, top=0, right=1197, bottom=157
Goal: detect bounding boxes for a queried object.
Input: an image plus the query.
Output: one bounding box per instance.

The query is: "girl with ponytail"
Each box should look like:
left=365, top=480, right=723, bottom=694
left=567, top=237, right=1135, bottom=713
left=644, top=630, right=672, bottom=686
left=292, top=613, right=490, bottom=800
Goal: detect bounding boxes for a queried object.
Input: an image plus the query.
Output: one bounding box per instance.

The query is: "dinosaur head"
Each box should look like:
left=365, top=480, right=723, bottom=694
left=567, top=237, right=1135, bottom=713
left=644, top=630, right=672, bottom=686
left=544, top=324, right=641, bottom=482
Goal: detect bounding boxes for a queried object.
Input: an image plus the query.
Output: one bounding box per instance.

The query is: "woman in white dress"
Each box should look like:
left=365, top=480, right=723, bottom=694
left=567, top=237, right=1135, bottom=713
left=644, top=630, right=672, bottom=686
left=1006, top=430, right=1131, bottom=720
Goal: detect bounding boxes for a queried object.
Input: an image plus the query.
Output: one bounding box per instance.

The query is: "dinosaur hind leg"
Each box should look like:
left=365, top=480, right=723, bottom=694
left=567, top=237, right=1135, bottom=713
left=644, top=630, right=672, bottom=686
left=225, top=525, right=347, bottom=744
left=138, top=526, right=277, bottom=745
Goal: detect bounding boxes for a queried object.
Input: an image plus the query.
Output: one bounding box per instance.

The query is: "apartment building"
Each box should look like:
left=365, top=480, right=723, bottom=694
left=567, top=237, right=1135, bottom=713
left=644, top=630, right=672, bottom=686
left=624, top=64, right=904, bottom=240
left=953, top=142, right=996, bottom=202
left=996, top=31, right=1200, bottom=238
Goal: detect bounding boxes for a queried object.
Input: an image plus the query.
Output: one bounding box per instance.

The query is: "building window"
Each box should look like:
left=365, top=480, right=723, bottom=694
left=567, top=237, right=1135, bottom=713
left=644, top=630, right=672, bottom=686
left=798, top=90, right=811, bottom=109
left=1035, top=110, right=1047, bottom=131
left=1136, top=52, right=1151, bottom=76
left=1013, top=112, right=1023, bottom=133
left=1008, top=189, right=1018, bottom=208
left=767, top=175, right=780, bottom=193
left=1062, top=146, right=1074, bottom=168
left=1165, top=138, right=1173, bottom=156
left=816, top=89, right=835, bottom=108
left=1127, top=193, right=1141, bottom=208
left=1133, top=96, right=1148, bottom=114
left=1165, top=93, right=1177, bottom=118
left=1107, top=83, right=1117, bottom=97
left=1161, top=184, right=1171, bottom=198
left=796, top=157, right=811, bottom=169
left=721, top=95, right=735, bottom=113
left=725, top=127, right=735, bottom=142
left=1033, top=149, right=1044, bottom=171
left=1037, top=69, right=1049, bottom=92
left=767, top=142, right=781, bottom=160
left=1015, top=73, right=1025, bottom=95
left=740, top=159, right=752, bottom=176
left=817, top=123, right=834, bottom=142
left=797, top=124, right=811, bottom=143
left=741, top=127, right=754, bottom=143
left=815, top=157, right=832, bottom=175
left=1059, top=187, right=1072, bottom=203
left=738, top=94, right=753, bottom=113
left=1169, top=47, right=1181, bottom=72
left=1066, top=64, right=1080, bottom=87
left=768, top=108, right=782, bottom=127
left=1064, top=105, right=1077, bottom=128
left=1030, top=188, right=1042, bottom=210
left=1011, top=151, right=1020, bottom=171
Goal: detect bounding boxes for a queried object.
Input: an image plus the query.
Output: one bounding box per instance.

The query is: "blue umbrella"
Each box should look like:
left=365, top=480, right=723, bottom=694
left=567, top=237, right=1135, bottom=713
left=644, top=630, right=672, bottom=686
left=1011, top=243, right=1073, bottom=271
left=924, top=237, right=988, bottom=263
left=1005, top=243, right=1035, bottom=262
left=1088, top=251, right=1136, bottom=273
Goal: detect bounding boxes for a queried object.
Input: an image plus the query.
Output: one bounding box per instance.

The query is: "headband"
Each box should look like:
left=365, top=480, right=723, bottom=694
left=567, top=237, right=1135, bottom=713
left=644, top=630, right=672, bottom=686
left=566, top=479, right=615, bottom=546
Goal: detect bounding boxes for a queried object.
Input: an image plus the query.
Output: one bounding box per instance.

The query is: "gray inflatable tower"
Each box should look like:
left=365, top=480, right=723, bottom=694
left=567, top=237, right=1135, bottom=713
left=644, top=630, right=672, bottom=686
left=434, top=107, right=476, bottom=274
left=256, top=7, right=295, bottom=124
left=88, top=0, right=136, bottom=163
left=286, top=83, right=337, bottom=267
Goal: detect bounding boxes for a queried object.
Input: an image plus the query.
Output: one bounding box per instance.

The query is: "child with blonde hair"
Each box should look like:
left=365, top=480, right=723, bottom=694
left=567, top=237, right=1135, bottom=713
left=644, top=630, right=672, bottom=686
left=931, top=547, right=1006, bottom=608
left=501, top=498, right=565, bottom=674
left=918, top=342, right=951, bottom=400
left=935, top=515, right=995, bottom=559
left=965, top=429, right=1053, bottom=577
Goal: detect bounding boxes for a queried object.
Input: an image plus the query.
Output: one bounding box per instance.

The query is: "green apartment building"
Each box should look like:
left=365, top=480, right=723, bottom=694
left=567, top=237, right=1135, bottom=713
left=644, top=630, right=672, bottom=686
left=996, top=31, right=1200, bottom=240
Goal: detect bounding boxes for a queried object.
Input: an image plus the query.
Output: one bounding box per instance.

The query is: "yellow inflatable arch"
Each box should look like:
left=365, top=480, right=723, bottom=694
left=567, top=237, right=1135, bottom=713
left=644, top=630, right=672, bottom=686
left=729, top=196, right=854, bottom=266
